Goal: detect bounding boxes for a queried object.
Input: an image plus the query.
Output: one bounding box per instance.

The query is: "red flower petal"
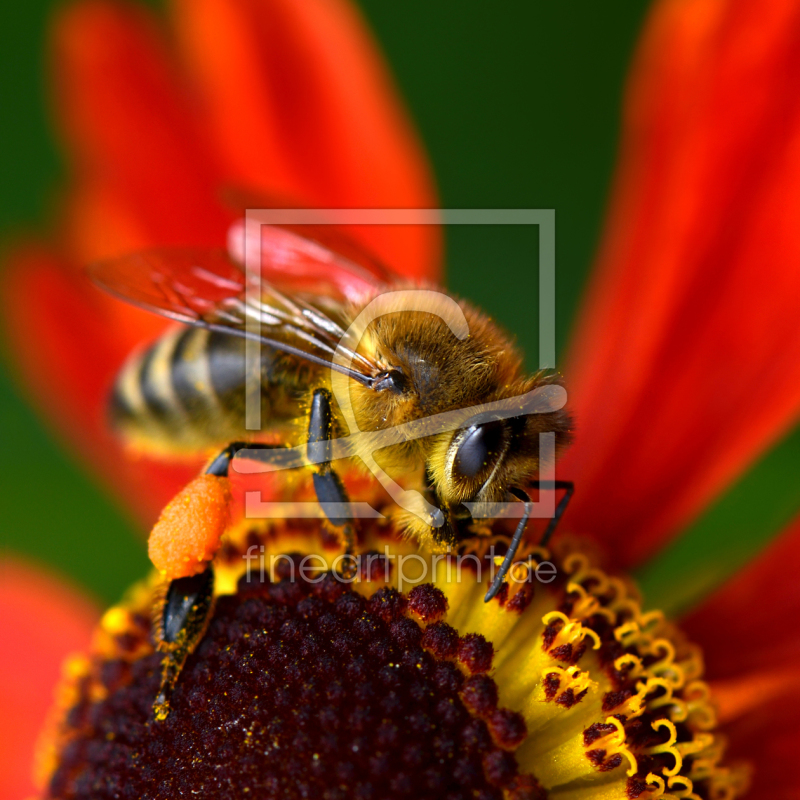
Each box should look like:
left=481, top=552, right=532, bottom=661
left=168, top=0, right=441, bottom=280
left=680, top=515, right=800, bottom=799
left=0, top=558, right=98, bottom=800
left=51, top=0, right=232, bottom=259
left=2, top=0, right=228, bottom=518
left=561, top=0, right=800, bottom=568
left=1, top=246, right=201, bottom=524
left=4, top=0, right=442, bottom=523
left=716, top=685, right=800, bottom=800
left=681, top=515, right=800, bottom=682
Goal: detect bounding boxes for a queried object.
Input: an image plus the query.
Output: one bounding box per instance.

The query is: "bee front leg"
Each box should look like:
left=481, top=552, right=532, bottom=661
left=307, top=388, right=357, bottom=576
left=151, top=441, right=283, bottom=720
left=483, top=480, right=575, bottom=603
left=153, top=566, right=215, bottom=721
left=534, top=479, right=574, bottom=548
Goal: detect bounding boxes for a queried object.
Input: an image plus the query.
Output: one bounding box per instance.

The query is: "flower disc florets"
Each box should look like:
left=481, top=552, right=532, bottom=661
left=38, top=495, right=749, bottom=800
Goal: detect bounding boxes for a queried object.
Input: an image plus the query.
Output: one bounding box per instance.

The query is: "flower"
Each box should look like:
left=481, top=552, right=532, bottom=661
left=0, top=560, right=98, bottom=800
left=1, top=0, right=438, bottom=795
left=2, top=0, right=440, bottom=526
left=36, top=511, right=748, bottom=800
left=2, top=0, right=800, bottom=798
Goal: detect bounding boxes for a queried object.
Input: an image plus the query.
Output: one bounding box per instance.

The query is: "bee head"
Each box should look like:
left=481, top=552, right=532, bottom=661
left=432, top=380, right=573, bottom=507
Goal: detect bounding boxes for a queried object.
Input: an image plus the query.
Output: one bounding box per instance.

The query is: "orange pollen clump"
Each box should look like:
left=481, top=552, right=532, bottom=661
left=148, top=474, right=231, bottom=579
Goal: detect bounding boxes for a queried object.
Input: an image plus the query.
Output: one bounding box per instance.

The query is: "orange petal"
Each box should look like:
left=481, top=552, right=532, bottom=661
left=1, top=245, right=202, bottom=524
left=50, top=0, right=232, bottom=259
left=561, top=0, right=800, bottom=567
left=169, top=0, right=441, bottom=280
left=0, top=558, right=98, bottom=800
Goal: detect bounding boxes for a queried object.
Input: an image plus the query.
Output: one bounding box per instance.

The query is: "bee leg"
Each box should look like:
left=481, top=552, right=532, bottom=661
left=152, top=441, right=284, bottom=719
left=534, top=479, right=574, bottom=548
left=483, top=481, right=574, bottom=602
left=484, top=488, right=532, bottom=602
left=418, top=482, right=459, bottom=550
left=153, top=566, right=214, bottom=721
left=433, top=509, right=461, bottom=550
left=205, top=440, right=287, bottom=477
left=307, top=388, right=357, bottom=578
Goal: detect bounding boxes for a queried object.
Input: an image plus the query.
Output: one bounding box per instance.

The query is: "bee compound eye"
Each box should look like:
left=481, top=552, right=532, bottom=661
left=452, top=419, right=506, bottom=479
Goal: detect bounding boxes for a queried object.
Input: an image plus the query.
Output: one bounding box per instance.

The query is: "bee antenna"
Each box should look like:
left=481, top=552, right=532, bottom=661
left=484, top=487, right=531, bottom=603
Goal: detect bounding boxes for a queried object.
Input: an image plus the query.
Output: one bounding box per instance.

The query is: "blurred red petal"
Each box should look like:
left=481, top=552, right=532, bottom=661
left=169, top=0, right=441, bottom=280
left=50, top=0, right=232, bottom=257
left=562, top=0, right=800, bottom=567
left=707, top=672, right=800, bottom=800
left=676, top=513, right=800, bottom=798
left=61, top=180, right=153, bottom=263
left=724, top=690, right=800, bottom=800
left=0, top=558, right=98, bottom=800
left=681, top=514, right=800, bottom=681
left=2, top=246, right=201, bottom=524
left=4, top=0, right=443, bottom=527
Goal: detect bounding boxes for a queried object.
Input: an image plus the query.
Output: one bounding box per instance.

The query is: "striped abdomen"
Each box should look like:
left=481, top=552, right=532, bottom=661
left=110, top=325, right=314, bottom=454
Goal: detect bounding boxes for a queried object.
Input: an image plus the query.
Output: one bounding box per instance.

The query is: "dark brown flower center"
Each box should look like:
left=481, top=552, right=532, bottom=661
left=45, top=570, right=542, bottom=800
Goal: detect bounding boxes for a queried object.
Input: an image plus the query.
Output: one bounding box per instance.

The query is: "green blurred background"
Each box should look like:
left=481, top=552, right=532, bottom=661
left=1, top=1, right=798, bottom=613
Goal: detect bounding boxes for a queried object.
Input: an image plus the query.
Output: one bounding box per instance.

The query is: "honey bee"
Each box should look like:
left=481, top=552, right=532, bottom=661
left=92, top=222, right=573, bottom=718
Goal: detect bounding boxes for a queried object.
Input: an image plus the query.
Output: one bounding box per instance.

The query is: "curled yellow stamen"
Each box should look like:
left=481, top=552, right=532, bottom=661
left=562, top=555, right=612, bottom=598
left=543, top=665, right=595, bottom=701
left=565, top=581, right=615, bottom=623
left=644, top=719, right=682, bottom=776
left=642, top=639, right=686, bottom=690
left=605, top=575, right=641, bottom=618
left=676, top=732, right=715, bottom=764
left=614, top=652, right=645, bottom=680
left=645, top=773, right=667, bottom=798
left=614, top=619, right=642, bottom=647
left=643, top=676, right=690, bottom=723
left=666, top=775, right=702, bottom=800
left=589, top=716, right=639, bottom=776
left=541, top=611, right=602, bottom=651
left=682, top=680, right=717, bottom=730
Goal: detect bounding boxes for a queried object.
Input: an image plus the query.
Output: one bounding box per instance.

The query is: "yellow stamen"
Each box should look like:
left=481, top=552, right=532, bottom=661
left=35, top=501, right=751, bottom=800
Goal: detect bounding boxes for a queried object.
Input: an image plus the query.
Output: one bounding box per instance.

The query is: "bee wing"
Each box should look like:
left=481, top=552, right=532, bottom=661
left=219, top=188, right=404, bottom=301
left=89, top=248, right=246, bottom=326
left=89, top=244, right=383, bottom=386
left=227, top=220, right=402, bottom=304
